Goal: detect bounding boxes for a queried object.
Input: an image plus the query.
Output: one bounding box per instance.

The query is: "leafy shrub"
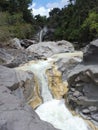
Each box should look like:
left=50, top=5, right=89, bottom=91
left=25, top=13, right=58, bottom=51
left=79, top=11, right=98, bottom=43
left=0, top=12, right=34, bottom=43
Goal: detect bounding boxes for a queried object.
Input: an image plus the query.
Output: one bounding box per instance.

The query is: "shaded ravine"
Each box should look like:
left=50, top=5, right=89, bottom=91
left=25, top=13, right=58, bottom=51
left=16, top=51, right=92, bottom=130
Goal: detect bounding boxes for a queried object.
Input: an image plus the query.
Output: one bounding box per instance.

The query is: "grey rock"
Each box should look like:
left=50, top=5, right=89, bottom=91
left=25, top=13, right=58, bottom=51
left=0, top=86, right=59, bottom=130
left=21, top=39, right=37, bottom=48
left=82, top=109, right=90, bottom=114
left=73, top=91, right=80, bottom=97
left=91, top=113, right=98, bottom=122
left=8, top=38, right=23, bottom=49
left=0, top=48, right=42, bottom=68
left=70, top=88, right=75, bottom=92
left=0, top=66, right=59, bottom=130
left=0, top=48, right=14, bottom=64
left=26, top=40, right=74, bottom=58
left=0, top=65, right=35, bottom=102
left=67, top=64, right=98, bottom=125
left=88, top=106, right=97, bottom=112
left=83, top=39, right=98, bottom=64
left=54, top=55, right=82, bottom=81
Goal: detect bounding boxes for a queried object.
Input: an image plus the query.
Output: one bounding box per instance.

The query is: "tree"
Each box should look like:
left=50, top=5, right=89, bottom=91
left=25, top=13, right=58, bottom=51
left=49, top=8, right=60, bottom=17
left=34, top=15, right=46, bottom=27
left=0, top=0, right=33, bottom=23
left=80, top=11, right=98, bottom=43
left=0, top=0, right=9, bottom=11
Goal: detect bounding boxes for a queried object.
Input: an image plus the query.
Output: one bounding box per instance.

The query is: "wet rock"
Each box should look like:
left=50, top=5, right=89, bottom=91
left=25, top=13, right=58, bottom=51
left=73, top=91, right=80, bottom=97
left=54, top=51, right=83, bottom=81
left=67, top=64, right=98, bottom=125
left=83, top=39, right=98, bottom=64
left=91, top=113, right=98, bottom=122
left=82, top=109, right=90, bottom=114
left=0, top=85, right=59, bottom=130
left=26, top=40, right=74, bottom=58
left=0, top=64, right=43, bottom=109
left=0, top=48, right=14, bottom=64
left=70, top=88, right=75, bottom=92
left=46, top=66, right=68, bottom=99
left=46, top=51, right=83, bottom=99
left=88, top=106, right=97, bottom=112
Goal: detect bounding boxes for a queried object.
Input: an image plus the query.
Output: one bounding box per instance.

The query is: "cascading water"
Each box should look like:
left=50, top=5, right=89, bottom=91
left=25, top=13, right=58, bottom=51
left=27, top=59, right=53, bottom=102
left=36, top=99, right=90, bottom=130
left=18, top=58, right=53, bottom=102
left=39, top=29, right=43, bottom=42
left=17, top=52, right=91, bottom=130
left=39, top=26, right=48, bottom=42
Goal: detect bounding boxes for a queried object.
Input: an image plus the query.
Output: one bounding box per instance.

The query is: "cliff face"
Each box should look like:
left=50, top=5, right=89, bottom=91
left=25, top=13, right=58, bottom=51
left=67, top=39, right=98, bottom=128
left=83, top=39, right=98, bottom=64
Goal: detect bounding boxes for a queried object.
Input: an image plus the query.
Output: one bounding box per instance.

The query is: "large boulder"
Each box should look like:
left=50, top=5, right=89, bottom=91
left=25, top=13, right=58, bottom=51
left=0, top=65, right=35, bottom=101
left=0, top=48, right=14, bottom=64
left=0, top=85, right=59, bottom=130
left=21, top=39, right=37, bottom=48
left=67, top=64, right=98, bottom=125
left=46, top=51, right=83, bottom=99
left=26, top=40, right=74, bottom=58
left=43, top=28, right=55, bottom=41
left=0, top=48, right=42, bottom=68
left=0, top=65, right=59, bottom=130
left=0, top=65, right=43, bottom=109
left=83, top=39, right=98, bottom=64
left=52, top=51, right=83, bottom=81
left=8, top=38, right=23, bottom=49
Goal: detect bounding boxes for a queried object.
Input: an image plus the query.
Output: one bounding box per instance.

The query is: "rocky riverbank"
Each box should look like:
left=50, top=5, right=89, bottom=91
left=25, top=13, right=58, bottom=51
left=67, top=39, right=98, bottom=128
left=0, top=38, right=98, bottom=130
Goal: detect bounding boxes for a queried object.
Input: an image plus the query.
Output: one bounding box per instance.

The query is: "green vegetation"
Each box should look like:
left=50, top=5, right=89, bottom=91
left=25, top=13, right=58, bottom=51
left=0, top=0, right=35, bottom=42
left=0, top=0, right=98, bottom=47
left=46, top=0, right=98, bottom=47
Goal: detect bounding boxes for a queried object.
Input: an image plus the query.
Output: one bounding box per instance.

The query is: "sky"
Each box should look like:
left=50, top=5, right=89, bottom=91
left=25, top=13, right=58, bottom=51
left=30, top=0, right=69, bottom=17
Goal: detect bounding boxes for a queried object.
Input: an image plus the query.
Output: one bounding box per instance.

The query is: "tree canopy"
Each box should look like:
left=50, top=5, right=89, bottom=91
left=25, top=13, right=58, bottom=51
left=0, top=0, right=98, bottom=47
left=45, top=0, right=98, bottom=47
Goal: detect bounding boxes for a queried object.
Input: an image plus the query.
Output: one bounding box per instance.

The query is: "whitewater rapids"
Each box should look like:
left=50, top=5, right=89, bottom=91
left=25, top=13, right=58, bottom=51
left=36, top=99, right=90, bottom=130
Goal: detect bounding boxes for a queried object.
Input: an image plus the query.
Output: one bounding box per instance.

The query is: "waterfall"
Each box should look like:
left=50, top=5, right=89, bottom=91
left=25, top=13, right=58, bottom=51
left=39, top=26, right=48, bottom=42
left=17, top=58, right=53, bottom=102
left=17, top=52, right=90, bottom=130
left=39, top=29, right=43, bottom=42
left=28, top=60, right=53, bottom=102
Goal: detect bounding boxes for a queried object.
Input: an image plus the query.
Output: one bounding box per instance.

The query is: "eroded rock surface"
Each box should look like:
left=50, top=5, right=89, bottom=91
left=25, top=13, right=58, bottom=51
left=0, top=86, right=59, bottom=130
left=8, top=38, right=23, bottom=49
left=17, top=51, right=83, bottom=108
left=0, top=48, right=42, bottom=68
left=0, top=65, right=42, bottom=109
left=26, top=40, right=74, bottom=58
left=67, top=64, right=98, bottom=126
left=0, top=65, right=35, bottom=102
left=46, top=66, right=68, bottom=99
left=0, top=66, right=59, bottom=130
left=83, top=39, right=98, bottom=64
left=53, top=52, right=83, bottom=81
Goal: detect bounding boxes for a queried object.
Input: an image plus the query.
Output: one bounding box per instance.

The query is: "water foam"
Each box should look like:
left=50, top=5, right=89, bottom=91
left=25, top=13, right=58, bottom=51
left=36, top=99, right=90, bottom=130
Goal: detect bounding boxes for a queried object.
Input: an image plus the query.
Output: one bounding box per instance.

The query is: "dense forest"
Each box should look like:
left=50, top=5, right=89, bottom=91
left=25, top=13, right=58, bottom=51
left=0, top=0, right=98, bottom=47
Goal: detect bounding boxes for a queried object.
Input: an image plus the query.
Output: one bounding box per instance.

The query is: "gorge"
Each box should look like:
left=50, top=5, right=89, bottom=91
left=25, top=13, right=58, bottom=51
left=0, top=39, right=98, bottom=130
